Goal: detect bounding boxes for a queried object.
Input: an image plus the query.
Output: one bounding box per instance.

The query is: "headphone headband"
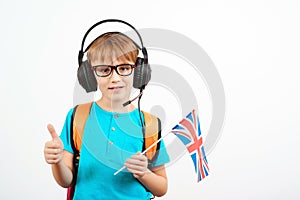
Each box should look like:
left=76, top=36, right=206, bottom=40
left=78, top=19, right=145, bottom=66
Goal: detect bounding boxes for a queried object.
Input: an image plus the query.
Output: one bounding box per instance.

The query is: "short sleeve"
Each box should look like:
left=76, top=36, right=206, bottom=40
left=59, top=108, right=74, bottom=154
left=149, top=139, right=170, bottom=168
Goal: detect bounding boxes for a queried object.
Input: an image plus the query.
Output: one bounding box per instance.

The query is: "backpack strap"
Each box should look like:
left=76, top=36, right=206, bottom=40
left=142, top=111, right=161, bottom=161
left=73, top=102, right=93, bottom=151
left=67, top=102, right=92, bottom=200
left=71, top=102, right=93, bottom=167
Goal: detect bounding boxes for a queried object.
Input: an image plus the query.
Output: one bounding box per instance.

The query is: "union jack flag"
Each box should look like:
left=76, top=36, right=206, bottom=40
left=171, top=109, right=209, bottom=182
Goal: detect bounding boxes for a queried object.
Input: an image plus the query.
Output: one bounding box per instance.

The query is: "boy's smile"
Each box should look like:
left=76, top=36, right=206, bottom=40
left=108, top=86, right=125, bottom=90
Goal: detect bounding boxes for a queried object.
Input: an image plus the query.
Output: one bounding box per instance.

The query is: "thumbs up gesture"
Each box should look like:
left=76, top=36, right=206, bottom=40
left=44, top=124, right=64, bottom=164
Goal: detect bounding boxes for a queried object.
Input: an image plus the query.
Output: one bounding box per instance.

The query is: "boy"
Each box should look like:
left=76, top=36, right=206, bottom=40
left=44, top=31, right=169, bottom=199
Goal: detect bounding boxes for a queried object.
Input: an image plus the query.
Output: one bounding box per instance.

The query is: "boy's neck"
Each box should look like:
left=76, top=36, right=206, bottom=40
left=96, top=98, right=135, bottom=113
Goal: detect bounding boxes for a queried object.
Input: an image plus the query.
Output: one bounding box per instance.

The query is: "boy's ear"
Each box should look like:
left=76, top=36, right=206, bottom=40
left=77, top=60, right=98, bottom=93
left=133, top=57, right=151, bottom=90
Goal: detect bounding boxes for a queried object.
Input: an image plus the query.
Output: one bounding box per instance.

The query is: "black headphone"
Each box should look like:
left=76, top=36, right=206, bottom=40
left=77, top=19, right=151, bottom=93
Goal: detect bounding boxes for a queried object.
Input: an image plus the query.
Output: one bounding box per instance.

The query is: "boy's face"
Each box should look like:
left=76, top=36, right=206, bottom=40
left=93, top=58, right=134, bottom=105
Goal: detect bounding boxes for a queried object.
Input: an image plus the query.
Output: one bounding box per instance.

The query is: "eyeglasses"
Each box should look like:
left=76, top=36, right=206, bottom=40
left=92, top=64, right=135, bottom=77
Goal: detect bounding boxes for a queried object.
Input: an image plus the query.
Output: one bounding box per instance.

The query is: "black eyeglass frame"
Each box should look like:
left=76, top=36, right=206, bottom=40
left=91, top=64, right=135, bottom=77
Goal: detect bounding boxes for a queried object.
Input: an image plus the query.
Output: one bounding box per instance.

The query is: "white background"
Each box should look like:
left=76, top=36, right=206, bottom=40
left=1, top=0, right=300, bottom=199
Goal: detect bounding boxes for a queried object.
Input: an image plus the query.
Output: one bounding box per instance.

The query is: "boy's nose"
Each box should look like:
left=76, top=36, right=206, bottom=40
left=110, top=69, right=121, bottom=82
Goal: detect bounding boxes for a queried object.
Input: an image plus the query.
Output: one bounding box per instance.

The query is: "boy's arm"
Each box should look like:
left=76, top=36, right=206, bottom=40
left=125, top=153, right=168, bottom=197
left=51, top=150, right=75, bottom=188
left=44, top=124, right=74, bottom=188
left=137, top=165, right=168, bottom=197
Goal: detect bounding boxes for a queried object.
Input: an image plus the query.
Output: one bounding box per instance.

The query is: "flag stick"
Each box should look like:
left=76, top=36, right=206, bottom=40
left=114, top=132, right=171, bottom=176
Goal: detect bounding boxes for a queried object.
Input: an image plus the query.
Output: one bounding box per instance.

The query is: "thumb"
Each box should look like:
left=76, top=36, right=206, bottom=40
left=47, top=124, right=59, bottom=140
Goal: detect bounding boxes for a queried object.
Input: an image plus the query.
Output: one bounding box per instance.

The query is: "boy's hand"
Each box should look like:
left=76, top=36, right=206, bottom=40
left=125, top=152, right=150, bottom=179
left=44, top=124, right=64, bottom=164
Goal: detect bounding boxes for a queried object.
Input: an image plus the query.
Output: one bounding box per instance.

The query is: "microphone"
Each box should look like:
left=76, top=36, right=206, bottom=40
left=123, top=91, right=143, bottom=107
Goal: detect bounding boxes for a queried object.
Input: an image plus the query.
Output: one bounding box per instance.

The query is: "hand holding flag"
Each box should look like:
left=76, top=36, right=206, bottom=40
left=115, top=109, right=209, bottom=183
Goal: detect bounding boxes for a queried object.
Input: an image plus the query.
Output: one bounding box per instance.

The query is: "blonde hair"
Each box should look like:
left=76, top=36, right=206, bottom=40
left=87, top=32, right=139, bottom=65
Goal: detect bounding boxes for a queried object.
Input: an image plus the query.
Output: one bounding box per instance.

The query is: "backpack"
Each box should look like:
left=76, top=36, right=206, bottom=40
left=66, top=102, right=161, bottom=200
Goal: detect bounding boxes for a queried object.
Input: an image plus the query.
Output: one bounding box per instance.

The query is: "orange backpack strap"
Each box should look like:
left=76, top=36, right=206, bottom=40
left=72, top=102, right=93, bottom=151
left=142, top=111, right=161, bottom=161
left=67, top=102, right=92, bottom=200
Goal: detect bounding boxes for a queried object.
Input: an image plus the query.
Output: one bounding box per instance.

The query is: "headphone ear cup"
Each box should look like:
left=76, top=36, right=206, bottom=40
left=133, top=57, right=151, bottom=89
left=77, top=60, right=98, bottom=92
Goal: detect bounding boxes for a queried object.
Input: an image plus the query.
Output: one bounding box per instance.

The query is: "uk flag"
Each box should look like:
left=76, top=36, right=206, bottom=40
left=171, top=109, right=209, bottom=182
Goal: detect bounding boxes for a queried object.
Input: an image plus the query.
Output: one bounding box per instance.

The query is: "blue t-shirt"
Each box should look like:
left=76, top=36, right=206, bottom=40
left=60, top=102, right=170, bottom=200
